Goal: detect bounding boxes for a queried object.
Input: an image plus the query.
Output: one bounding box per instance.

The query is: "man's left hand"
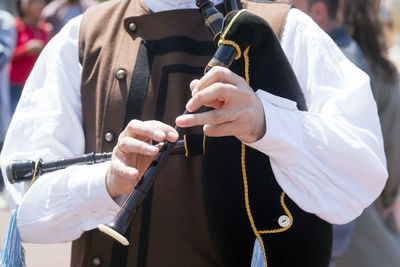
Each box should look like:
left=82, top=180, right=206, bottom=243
left=176, top=66, right=266, bottom=143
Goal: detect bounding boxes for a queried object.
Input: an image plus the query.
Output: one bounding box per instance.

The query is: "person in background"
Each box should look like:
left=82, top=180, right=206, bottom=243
left=40, top=0, right=97, bottom=37
left=0, top=9, right=16, bottom=209
left=9, top=0, right=50, bottom=113
left=380, top=0, right=400, bottom=73
left=277, top=1, right=370, bottom=266
left=335, top=0, right=400, bottom=266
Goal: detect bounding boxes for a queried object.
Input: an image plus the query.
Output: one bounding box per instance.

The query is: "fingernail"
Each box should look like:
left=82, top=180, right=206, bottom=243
left=176, top=116, right=186, bottom=125
left=186, top=101, right=193, bottom=111
left=192, top=88, right=198, bottom=96
left=168, top=131, right=179, bottom=140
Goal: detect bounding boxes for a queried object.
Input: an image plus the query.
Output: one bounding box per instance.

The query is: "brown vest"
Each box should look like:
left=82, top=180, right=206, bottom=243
left=74, top=1, right=291, bottom=266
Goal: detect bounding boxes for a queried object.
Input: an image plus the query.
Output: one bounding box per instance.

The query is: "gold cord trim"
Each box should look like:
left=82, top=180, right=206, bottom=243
left=244, top=46, right=250, bottom=83
left=241, top=143, right=268, bottom=266
left=220, top=9, right=247, bottom=40
left=241, top=46, right=294, bottom=267
left=202, top=134, right=206, bottom=156
left=30, top=160, right=40, bottom=187
left=218, top=39, right=241, bottom=60
left=183, top=134, right=189, bottom=158
left=258, top=192, right=293, bottom=234
left=217, top=9, right=247, bottom=61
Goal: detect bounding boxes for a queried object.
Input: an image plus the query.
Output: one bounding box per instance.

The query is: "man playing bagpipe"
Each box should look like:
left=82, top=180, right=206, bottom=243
left=0, top=0, right=387, bottom=266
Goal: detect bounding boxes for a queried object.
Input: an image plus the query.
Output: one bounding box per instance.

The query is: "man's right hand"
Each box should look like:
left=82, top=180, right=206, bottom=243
left=106, top=120, right=179, bottom=198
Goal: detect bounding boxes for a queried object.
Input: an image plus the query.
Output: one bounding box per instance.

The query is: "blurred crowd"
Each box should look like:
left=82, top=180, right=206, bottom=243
left=0, top=0, right=400, bottom=266
left=0, top=0, right=99, bottom=208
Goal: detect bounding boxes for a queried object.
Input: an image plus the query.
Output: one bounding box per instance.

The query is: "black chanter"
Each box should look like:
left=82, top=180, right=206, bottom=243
left=97, top=0, right=241, bottom=246
left=5, top=141, right=186, bottom=184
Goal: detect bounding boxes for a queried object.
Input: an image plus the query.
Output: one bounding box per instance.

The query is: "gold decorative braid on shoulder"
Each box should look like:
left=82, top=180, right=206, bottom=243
left=30, top=160, right=40, bottom=187
left=220, top=9, right=247, bottom=40
left=217, top=9, right=247, bottom=60
left=241, top=45, right=293, bottom=267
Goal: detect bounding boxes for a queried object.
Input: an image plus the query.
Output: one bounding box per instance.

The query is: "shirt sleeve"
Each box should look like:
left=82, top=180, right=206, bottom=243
left=0, top=15, right=120, bottom=243
left=246, top=9, right=388, bottom=224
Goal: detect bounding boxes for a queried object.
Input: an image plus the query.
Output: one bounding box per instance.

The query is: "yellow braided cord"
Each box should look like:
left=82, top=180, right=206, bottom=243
left=30, top=160, right=40, bottom=187
left=216, top=9, right=247, bottom=61
left=241, top=47, right=268, bottom=266
left=217, top=39, right=241, bottom=60
left=202, top=134, right=206, bottom=156
left=241, top=45, right=294, bottom=265
left=241, top=143, right=268, bottom=266
left=221, top=9, right=247, bottom=40
left=258, top=192, right=294, bottom=234
left=183, top=134, right=189, bottom=158
left=244, top=46, right=250, bottom=83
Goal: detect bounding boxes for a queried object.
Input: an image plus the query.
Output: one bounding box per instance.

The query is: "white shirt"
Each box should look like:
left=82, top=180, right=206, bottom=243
left=0, top=3, right=387, bottom=243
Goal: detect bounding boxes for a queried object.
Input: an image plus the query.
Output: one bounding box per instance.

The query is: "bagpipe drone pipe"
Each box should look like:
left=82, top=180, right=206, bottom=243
left=199, top=4, right=332, bottom=267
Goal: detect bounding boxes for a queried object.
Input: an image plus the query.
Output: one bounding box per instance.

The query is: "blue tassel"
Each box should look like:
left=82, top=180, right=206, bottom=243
left=251, top=238, right=266, bottom=267
left=0, top=208, right=26, bottom=267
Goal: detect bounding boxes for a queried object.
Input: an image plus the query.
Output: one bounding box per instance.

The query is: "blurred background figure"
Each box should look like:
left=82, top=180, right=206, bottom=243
left=289, top=0, right=400, bottom=266
left=40, top=0, right=97, bottom=37
left=335, top=1, right=400, bottom=266
left=0, top=9, right=16, bottom=209
left=9, top=0, right=50, bottom=114
left=0, top=0, right=15, bottom=14
left=286, top=1, right=370, bottom=266
left=380, top=0, right=400, bottom=73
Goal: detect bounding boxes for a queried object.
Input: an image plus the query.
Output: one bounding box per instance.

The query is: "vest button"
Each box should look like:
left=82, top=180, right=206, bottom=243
left=278, top=215, right=290, bottom=228
left=105, top=132, right=115, bottom=143
left=92, top=256, right=103, bottom=266
left=115, top=68, right=127, bottom=80
left=128, top=22, right=137, bottom=33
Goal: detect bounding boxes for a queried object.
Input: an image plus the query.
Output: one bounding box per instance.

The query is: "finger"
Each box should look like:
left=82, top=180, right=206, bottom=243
left=190, top=79, right=200, bottom=95
left=118, top=136, right=160, bottom=156
left=203, top=121, right=241, bottom=138
left=176, top=107, right=238, bottom=128
left=146, top=120, right=179, bottom=142
left=111, top=150, right=140, bottom=179
left=123, top=120, right=165, bottom=142
left=194, top=66, right=244, bottom=93
left=186, top=82, right=237, bottom=112
left=124, top=120, right=178, bottom=142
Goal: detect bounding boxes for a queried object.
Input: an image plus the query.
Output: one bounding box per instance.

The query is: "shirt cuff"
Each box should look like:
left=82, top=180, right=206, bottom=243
left=245, top=89, right=304, bottom=168
left=68, top=161, right=120, bottom=230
